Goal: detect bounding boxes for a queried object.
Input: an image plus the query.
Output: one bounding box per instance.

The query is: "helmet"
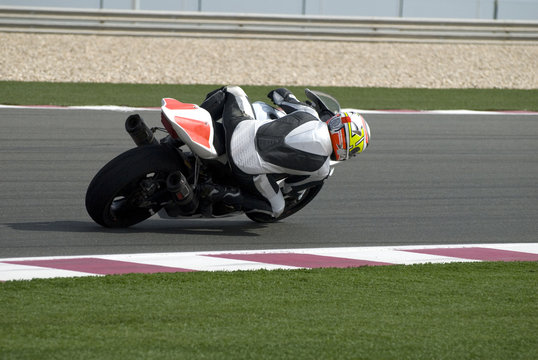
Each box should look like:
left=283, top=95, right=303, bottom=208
left=326, top=112, right=370, bottom=161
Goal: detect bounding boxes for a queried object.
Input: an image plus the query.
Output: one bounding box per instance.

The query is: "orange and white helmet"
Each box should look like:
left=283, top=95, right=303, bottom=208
left=326, top=112, right=370, bottom=161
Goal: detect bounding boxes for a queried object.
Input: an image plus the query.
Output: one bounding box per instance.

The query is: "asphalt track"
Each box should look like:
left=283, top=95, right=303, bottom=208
left=1, top=107, right=537, bottom=259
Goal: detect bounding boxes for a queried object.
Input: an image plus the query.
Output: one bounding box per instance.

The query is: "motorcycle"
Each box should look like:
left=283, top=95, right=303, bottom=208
left=85, top=89, right=347, bottom=228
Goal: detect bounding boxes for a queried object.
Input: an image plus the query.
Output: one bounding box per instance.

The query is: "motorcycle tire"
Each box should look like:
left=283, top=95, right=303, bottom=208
left=85, top=144, right=184, bottom=228
left=246, top=183, right=324, bottom=223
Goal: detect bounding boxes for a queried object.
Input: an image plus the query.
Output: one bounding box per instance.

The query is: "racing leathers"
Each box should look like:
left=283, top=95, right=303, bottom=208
left=201, top=86, right=333, bottom=218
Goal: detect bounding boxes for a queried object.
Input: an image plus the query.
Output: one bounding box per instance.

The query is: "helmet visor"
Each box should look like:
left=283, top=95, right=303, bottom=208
left=348, top=116, right=369, bottom=156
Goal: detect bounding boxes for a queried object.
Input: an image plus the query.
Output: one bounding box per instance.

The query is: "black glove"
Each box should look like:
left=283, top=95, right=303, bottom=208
left=267, top=88, right=296, bottom=106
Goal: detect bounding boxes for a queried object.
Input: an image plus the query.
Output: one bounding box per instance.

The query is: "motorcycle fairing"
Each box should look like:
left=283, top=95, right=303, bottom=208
left=161, top=98, right=219, bottom=159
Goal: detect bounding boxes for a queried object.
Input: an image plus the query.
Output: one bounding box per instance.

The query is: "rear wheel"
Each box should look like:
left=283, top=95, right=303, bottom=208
left=246, top=183, right=324, bottom=223
left=85, top=145, right=184, bottom=228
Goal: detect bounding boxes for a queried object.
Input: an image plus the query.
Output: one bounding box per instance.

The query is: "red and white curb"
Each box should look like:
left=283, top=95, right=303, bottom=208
left=1, top=243, right=537, bottom=281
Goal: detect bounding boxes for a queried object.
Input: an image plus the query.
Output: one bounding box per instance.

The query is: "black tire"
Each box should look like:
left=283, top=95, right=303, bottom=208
left=246, top=183, right=324, bottom=223
left=85, top=144, right=184, bottom=228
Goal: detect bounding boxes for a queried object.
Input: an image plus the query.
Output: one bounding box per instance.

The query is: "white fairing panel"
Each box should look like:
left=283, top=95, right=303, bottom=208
left=161, top=98, right=219, bottom=159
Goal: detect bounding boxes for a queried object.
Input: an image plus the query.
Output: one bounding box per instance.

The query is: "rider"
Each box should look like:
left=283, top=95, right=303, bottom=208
left=200, top=86, right=370, bottom=218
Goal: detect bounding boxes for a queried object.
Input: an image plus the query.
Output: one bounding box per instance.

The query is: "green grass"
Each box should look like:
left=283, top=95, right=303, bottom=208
left=1, top=81, right=537, bottom=110
left=1, top=262, right=537, bottom=360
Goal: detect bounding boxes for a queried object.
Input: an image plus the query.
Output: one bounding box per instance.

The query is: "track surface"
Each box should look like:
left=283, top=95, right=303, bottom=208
left=1, top=108, right=537, bottom=258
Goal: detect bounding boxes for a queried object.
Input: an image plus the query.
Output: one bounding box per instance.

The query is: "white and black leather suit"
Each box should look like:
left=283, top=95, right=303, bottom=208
left=200, top=86, right=333, bottom=218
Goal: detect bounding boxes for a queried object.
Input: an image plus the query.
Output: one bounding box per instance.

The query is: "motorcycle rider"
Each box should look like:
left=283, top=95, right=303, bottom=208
left=199, top=86, right=370, bottom=218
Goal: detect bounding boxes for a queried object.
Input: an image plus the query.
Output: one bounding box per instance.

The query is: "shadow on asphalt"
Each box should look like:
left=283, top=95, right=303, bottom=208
left=4, top=219, right=268, bottom=237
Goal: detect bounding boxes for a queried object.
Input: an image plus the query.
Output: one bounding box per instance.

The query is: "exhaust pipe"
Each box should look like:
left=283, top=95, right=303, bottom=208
left=125, top=114, right=158, bottom=146
left=165, top=171, right=198, bottom=215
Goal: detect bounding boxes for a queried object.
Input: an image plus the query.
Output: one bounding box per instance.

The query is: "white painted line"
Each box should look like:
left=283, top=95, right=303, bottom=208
left=303, top=247, right=477, bottom=265
left=342, top=108, right=538, bottom=115
left=1, top=104, right=537, bottom=115
left=483, top=243, right=538, bottom=254
left=0, top=262, right=94, bottom=281
left=0, top=104, right=159, bottom=112
left=100, top=253, right=298, bottom=272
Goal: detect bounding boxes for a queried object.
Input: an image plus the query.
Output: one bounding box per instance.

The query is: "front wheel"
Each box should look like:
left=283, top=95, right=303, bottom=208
left=246, top=183, right=324, bottom=223
left=85, top=144, right=185, bottom=228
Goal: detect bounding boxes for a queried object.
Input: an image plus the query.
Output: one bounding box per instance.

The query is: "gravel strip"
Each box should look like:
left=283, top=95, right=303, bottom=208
left=1, top=33, right=536, bottom=88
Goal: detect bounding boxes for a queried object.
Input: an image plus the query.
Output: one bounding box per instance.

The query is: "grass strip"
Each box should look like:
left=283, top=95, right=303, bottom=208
left=1, top=261, right=536, bottom=360
left=1, top=81, right=537, bottom=110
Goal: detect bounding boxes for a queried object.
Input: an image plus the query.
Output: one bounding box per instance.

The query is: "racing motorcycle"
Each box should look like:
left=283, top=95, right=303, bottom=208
left=85, top=89, right=347, bottom=228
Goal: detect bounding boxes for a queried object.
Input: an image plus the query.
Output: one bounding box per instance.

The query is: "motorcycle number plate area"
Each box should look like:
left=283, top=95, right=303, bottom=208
left=161, top=98, right=218, bottom=159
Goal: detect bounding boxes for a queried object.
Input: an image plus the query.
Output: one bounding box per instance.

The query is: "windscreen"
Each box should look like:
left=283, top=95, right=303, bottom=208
left=304, top=89, right=341, bottom=121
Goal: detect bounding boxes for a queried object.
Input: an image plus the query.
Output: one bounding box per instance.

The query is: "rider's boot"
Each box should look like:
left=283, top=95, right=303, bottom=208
left=200, top=86, right=226, bottom=120
left=199, top=184, right=273, bottom=215
left=204, top=184, right=242, bottom=204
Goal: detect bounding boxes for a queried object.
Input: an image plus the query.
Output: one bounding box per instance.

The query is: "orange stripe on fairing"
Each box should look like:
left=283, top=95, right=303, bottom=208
left=163, top=98, right=198, bottom=110
left=174, top=116, right=211, bottom=148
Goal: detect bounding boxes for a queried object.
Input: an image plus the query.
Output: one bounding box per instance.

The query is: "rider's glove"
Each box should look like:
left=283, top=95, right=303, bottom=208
left=267, top=88, right=298, bottom=106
